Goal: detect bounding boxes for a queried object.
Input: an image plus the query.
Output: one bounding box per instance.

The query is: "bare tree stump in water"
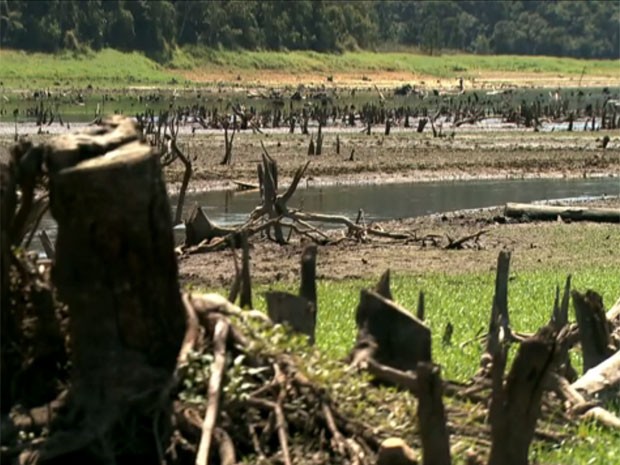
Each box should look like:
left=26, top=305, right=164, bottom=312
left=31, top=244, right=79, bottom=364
left=35, top=117, right=186, bottom=464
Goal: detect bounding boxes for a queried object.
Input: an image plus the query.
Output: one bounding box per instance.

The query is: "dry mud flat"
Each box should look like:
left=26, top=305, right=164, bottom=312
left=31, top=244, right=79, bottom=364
left=178, top=69, right=619, bottom=92
left=2, top=123, right=618, bottom=193
left=163, top=129, right=620, bottom=193
left=178, top=198, right=620, bottom=290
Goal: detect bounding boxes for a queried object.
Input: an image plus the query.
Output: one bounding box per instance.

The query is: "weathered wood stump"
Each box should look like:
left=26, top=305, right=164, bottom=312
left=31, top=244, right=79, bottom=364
left=572, top=290, right=614, bottom=373
left=417, top=363, right=451, bottom=465
left=353, top=289, right=431, bottom=372
left=488, top=326, right=556, bottom=465
left=185, top=205, right=236, bottom=247
left=36, top=116, right=186, bottom=463
left=266, top=245, right=318, bottom=344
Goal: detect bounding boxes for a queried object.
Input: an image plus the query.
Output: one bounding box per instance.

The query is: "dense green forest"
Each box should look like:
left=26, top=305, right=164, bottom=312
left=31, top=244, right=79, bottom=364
left=1, top=0, right=618, bottom=61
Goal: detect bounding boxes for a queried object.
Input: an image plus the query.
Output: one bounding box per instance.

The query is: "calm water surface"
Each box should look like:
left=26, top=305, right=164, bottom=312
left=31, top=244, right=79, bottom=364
left=35, top=177, right=618, bottom=252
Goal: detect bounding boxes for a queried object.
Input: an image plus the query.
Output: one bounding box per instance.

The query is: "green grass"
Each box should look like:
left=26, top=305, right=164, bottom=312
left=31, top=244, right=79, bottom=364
left=0, top=49, right=181, bottom=88
left=173, top=47, right=620, bottom=78
left=249, top=265, right=619, bottom=381
left=194, top=264, right=619, bottom=464
left=1, top=47, right=618, bottom=89
left=532, top=420, right=620, bottom=465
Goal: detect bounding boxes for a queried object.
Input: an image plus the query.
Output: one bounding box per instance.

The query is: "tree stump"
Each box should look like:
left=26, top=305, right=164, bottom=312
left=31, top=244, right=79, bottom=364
left=353, top=290, right=431, bottom=372
left=573, top=290, right=614, bottom=373
left=417, top=363, right=451, bottom=465
left=38, top=116, right=186, bottom=463
left=266, top=245, right=318, bottom=344
left=488, top=326, right=556, bottom=465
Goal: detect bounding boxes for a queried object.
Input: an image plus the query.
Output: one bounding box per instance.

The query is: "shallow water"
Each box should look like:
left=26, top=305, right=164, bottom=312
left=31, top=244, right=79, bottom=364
left=33, top=176, right=619, bottom=254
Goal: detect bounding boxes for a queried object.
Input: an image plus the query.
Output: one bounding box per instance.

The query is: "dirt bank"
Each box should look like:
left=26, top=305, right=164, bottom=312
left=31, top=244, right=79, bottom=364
left=177, top=69, right=619, bottom=91
left=164, top=129, right=620, bottom=193
left=177, top=198, right=620, bottom=290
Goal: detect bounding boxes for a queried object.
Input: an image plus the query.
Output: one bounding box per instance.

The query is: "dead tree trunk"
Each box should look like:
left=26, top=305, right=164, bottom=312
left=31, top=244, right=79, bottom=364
left=417, top=363, right=451, bottom=465
left=352, top=290, right=431, bottom=372
left=171, top=140, right=193, bottom=225
left=572, top=290, right=614, bottom=373
left=481, top=251, right=513, bottom=374
left=257, top=151, right=285, bottom=244
left=0, top=162, right=16, bottom=412
left=34, top=116, right=187, bottom=463
left=487, top=327, right=556, bottom=465
left=316, top=123, right=324, bottom=155
left=266, top=245, right=317, bottom=344
left=221, top=124, right=236, bottom=165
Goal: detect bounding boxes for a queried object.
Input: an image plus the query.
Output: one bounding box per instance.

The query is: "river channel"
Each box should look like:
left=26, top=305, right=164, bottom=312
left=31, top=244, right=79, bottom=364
left=33, top=176, right=618, bottom=253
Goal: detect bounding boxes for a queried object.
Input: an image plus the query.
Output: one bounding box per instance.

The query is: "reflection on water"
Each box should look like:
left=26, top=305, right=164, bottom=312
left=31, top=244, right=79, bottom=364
left=35, top=177, right=618, bottom=252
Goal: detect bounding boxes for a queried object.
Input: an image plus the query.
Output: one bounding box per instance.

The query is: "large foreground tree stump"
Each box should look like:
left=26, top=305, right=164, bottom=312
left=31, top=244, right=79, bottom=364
left=35, top=117, right=187, bottom=463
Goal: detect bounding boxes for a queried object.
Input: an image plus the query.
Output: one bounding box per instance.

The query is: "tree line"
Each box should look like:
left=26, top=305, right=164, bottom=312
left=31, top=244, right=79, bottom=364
left=1, top=0, right=618, bottom=61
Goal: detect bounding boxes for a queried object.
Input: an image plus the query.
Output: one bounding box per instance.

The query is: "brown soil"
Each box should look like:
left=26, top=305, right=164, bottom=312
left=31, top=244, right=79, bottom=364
left=177, top=69, right=618, bottom=91
left=165, top=130, right=620, bottom=193
left=178, top=198, right=620, bottom=290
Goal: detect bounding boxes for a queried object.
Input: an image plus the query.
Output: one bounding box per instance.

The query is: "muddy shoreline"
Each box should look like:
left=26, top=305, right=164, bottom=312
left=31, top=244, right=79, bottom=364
left=177, top=197, right=620, bottom=290
left=167, top=169, right=618, bottom=195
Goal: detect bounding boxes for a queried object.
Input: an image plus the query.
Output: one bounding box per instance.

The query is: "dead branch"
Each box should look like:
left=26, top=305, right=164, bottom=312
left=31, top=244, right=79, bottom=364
left=196, top=318, right=230, bottom=465
left=445, top=229, right=488, bottom=250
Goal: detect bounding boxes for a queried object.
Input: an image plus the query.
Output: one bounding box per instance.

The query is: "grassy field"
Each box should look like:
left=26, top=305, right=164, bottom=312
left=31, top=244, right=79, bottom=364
left=1, top=47, right=618, bottom=89
left=0, top=49, right=180, bottom=88
left=197, top=264, right=620, bottom=464
left=244, top=266, right=620, bottom=380
left=172, top=46, right=620, bottom=77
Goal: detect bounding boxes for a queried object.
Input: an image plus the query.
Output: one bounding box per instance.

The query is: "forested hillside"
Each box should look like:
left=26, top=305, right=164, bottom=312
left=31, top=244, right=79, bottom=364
left=1, top=0, right=618, bottom=61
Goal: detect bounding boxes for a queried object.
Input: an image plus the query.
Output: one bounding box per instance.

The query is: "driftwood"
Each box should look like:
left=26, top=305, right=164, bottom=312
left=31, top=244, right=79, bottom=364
left=571, top=350, right=620, bottom=399
left=505, top=203, right=620, bottom=223
left=196, top=318, right=229, bottom=465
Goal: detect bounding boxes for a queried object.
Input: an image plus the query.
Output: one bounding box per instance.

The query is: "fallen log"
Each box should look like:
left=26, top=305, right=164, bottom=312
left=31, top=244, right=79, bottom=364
left=232, top=180, right=259, bottom=192
left=571, top=350, right=620, bottom=399
left=505, top=203, right=620, bottom=223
